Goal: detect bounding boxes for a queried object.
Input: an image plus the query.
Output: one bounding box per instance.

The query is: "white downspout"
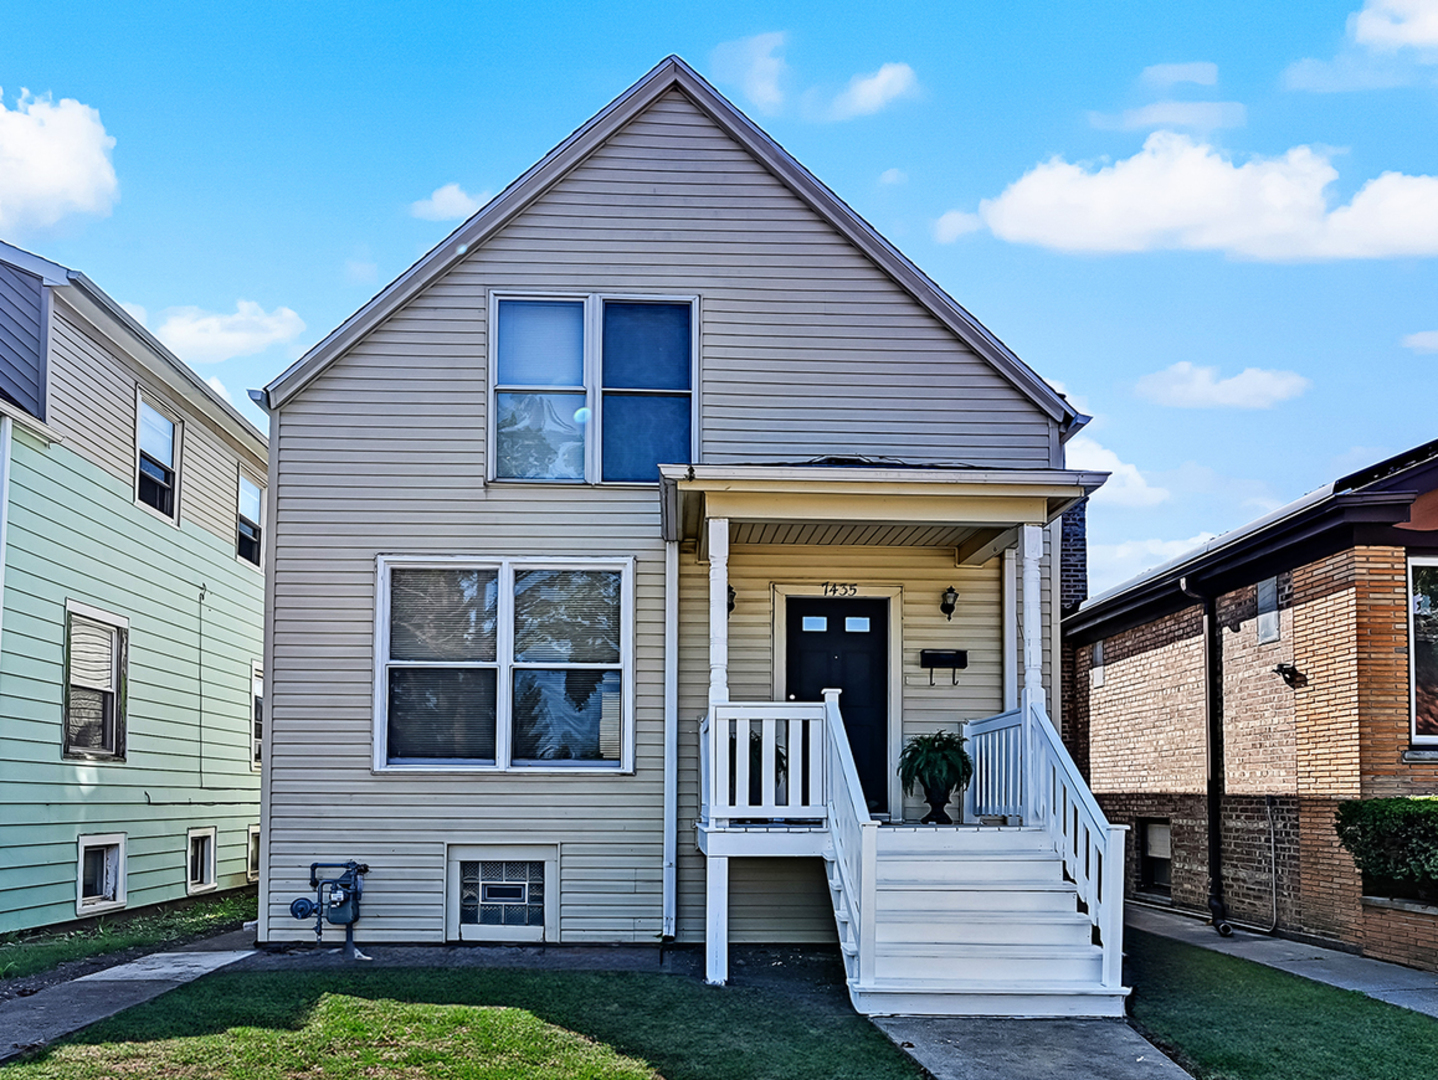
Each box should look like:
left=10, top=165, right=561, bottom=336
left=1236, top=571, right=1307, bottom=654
left=662, top=539, right=678, bottom=940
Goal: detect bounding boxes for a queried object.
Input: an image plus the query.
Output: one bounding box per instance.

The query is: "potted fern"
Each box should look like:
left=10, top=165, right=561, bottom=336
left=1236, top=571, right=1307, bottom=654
left=898, top=731, right=974, bottom=825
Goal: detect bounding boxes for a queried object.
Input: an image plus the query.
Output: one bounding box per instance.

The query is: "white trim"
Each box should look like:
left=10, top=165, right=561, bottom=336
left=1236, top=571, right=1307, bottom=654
left=486, top=291, right=699, bottom=486
left=373, top=554, right=636, bottom=773
left=1409, top=556, right=1438, bottom=748
left=772, top=581, right=905, bottom=819
left=445, top=843, right=559, bottom=943
left=133, top=388, right=182, bottom=527
left=186, top=826, right=218, bottom=894
left=64, top=598, right=131, bottom=630
left=662, top=539, right=678, bottom=939
left=236, top=464, right=265, bottom=572
left=76, top=832, right=127, bottom=916
left=246, top=823, right=261, bottom=882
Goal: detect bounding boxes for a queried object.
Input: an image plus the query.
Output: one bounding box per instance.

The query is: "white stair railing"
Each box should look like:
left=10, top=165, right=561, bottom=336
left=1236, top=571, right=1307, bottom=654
left=821, top=688, right=878, bottom=985
left=706, top=702, right=828, bottom=822
left=962, top=707, right=1024, bottom=822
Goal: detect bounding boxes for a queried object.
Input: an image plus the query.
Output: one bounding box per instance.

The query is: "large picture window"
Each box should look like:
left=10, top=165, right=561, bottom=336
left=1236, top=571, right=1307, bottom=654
left=491, top=295, right=694, bottom=484
left=376, top=557, right=632, bottom=770
left=1410, top=558, right=1438, bottom=745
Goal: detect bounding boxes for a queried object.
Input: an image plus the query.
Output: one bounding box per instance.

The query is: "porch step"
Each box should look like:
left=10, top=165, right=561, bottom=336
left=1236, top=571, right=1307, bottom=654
left=871, top=942, right=1104, bottom=983
left=877, top=826, right=1054, bottom=855
left=878, top=854, right=1064, bottom=884
left=848, top=979, right=1128, bottom=1019
left=876, top=879, right=1080, bottom=915
left=874, top=910, right=1093, bottom=946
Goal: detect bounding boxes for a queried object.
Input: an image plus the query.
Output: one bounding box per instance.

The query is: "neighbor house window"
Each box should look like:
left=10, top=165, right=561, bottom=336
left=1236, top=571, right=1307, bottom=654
left=63, top=601, right=128, bottom=761
left=492, top=296, right=694, bottom=484
left=237, top=472, right=263, bottom=566
left=251, top=661, right=264, bottom=768
left=377, top=557, right=631, bottom=770
left=1091, top=639, right=1105, bottom=688
left=247, top=824, right=261, bottom=882
left=187, top=826, right=217, bottom=893
left=1410, top=558, right=1438, bottom=746
left=1256, top=577, right=1280, bottom=644
left=136, top=397, right=180, bottom=519
left=76, top=833, right=126, bottom=915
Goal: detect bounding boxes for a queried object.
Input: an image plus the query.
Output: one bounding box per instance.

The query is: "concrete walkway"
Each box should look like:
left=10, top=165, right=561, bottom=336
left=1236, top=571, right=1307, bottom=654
left=0, top=928, right=254, bottom=1063
left=1129, top=904, right=1438, bottom=1018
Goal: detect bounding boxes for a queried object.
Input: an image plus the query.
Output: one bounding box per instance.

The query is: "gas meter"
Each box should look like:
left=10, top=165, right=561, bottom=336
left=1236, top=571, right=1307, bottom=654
left=289, top=861, right=370, bottom=959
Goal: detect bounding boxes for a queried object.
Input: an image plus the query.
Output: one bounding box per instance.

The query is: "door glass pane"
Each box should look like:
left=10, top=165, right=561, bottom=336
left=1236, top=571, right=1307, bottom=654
left=801, top=617, right=826, bottom=632
left=845, top=617, right=871, bottom=632
left=600, top=394, right=690, bottom=482
left=512, top=670, right=621, bottom=764
left=495, top=392, right=586, bottom=480
left=139, top=402, right=175, bottom=467
left=1414, top=564, right=1438, bottom=738
left=390, top=568, right=498, bottom=661
left=387, top=668, right=497, bottom=760
left=497, top=300, right=584, bottom=386
left=513, top=570, right=621, bottom=663
left=602, top=302, right=691, bottom=390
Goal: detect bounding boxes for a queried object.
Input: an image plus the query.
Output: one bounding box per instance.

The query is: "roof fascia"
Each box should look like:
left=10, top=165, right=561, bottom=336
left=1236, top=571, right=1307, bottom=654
left=0, top=241, right=69, bottom=286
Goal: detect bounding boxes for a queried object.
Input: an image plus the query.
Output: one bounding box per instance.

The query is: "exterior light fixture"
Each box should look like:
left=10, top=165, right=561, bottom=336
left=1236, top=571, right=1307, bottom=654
left=940, top=586, right=958, bottom=621
left=727, top=585, right=736, bottom=614
left=1273, top=662, right=1305, bottom=689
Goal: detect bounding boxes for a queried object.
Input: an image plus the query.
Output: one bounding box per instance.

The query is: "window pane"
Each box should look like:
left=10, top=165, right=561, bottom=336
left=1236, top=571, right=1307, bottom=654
left=1414, top=565, right=1438, bottom=738
left=600, top=394, right=690, bottom=482
left=390, top=568, right=498, bottom=661
left=139, top=402, right=175, bottom=467
left=513, top=569, right=621, bottom=663
left=387, top=668, right=497, bottom=760
left=495, top=392, right=586, bottom=480
left=70, top=617, right=115, bottom=691
left=238, top=475, right=262, bottom=522
left=138, top=456, right=175, bottom=517
left=67, top=688, right=114, bottom=751
left=512, top=669, right=621, bottom=763
left=602, top=302, right=691, bottom=390
left=497, top=300, right=584, bottom=386
left=82, top=846, right=108, bottom=899
left=237, top=519, right=261, bottom=565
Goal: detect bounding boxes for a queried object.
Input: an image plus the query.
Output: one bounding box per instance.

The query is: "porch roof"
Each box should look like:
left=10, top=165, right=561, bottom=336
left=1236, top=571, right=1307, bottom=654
left=658, top=463, right=1106, bottom=562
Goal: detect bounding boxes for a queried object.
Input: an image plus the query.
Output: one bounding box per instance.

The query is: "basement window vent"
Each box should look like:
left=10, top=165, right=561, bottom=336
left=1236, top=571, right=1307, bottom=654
left=460, top=860, right=544, bottom=927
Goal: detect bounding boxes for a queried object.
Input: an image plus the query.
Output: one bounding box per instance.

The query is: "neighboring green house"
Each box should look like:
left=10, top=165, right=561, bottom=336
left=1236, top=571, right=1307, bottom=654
left=0, top=242, right=267, bottom=935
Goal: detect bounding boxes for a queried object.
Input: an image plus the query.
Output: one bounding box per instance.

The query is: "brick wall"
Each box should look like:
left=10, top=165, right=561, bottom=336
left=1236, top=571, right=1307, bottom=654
left=1220, top=795, right=1300, bottom=928
left=1360, top=902, right=1438, bottom=970
left=1060, top=500, right=1088, bottom=616
left=1096, top=792, right=1209, bottom=912
left=1220, top=580, right=1298, bottom=795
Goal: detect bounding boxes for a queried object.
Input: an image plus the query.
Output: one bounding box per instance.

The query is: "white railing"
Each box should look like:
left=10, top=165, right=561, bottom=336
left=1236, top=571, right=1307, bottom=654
left=704, top=702, right=828, bottom=823
left=821, top=689, right=878, bottom=984
left=966, top=692, right=1128, bottom=989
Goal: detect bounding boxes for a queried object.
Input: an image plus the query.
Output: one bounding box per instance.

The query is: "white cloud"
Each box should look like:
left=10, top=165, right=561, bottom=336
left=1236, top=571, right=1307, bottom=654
left=825, top=62, right=919, bottom=120
left=1403, top=330, right=1438, bottom=352
left=153, top=301, right=306, bottom=364
left=1089, top=101, right=1246, bottom=131
left=1286, top=1, right=1438, bottom=90
left=120, top=302, right=147, bottom=326
left=410, top=182, right=489, bottom=221
left=1066, top=435, right=1170, bottom=508
left=205, top=375, right=234, bottom=406
left=933, top=209, right=982, bottom=242
left=345, top=258, right=378, bottom=284
left=879, top=167, right=907, bottom=185
left=979, top=131, right=1438, bottom=260
left=1142, top=62, right=1219, bottom=87
left=1088, top=532, right=1219, bottom=595
left=711, top=32, right=789, bottom=113
left=1353, top=0, right=1438, bottom=50
left=1135, top=361, right=1311, bottom=408
left=0, top=88, right=117, bottom=235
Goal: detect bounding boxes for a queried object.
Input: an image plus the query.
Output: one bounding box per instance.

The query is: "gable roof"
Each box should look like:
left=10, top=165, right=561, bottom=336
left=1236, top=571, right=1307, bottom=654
left=263, top=55, right=1084, bottom=432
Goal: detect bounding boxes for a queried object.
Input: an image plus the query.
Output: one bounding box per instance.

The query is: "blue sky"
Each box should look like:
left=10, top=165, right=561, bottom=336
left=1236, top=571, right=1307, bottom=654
left=3, top=0, right=1436, bottom=590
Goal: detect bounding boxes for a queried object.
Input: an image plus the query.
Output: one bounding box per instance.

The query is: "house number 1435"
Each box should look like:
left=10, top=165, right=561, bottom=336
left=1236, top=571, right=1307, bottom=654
left=822, top=582, right=859, bottom=596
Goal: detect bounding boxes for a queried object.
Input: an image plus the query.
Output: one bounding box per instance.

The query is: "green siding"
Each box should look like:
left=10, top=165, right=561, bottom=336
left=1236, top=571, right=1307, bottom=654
left=0, top=427, right=262, bottom=933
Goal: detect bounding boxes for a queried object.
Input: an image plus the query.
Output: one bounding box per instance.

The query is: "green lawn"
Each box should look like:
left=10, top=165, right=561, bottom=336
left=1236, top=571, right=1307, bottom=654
left=1127, top=927, right=1438, bottom=1080
left=1, top=967, right=921, bottom=1080
left=0, top=891, right=257, bottom=981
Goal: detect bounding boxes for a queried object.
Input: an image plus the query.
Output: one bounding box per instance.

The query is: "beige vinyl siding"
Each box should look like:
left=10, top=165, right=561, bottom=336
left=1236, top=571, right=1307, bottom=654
left=728, top=858, right=836, bottom=943
left=45, top=297, right=265, bottom=547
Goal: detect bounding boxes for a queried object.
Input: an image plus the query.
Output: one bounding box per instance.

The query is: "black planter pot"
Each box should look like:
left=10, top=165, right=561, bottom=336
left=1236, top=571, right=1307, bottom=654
left=921, top=782, right=954, bottom=825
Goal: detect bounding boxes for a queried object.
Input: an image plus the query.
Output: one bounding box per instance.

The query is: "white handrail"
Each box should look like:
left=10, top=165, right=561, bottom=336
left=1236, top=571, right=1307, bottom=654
left=706, top=702, right=827, bottom=821
left=821, top=689, right=879, bottom=983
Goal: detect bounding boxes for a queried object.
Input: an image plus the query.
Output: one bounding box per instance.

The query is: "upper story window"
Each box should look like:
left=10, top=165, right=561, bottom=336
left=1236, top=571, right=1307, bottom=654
left=491, top=296, right=693, bottom=484
left=237, top=472, right=263, bottom=566
left=1410, top=557, right=1438, bottom=746
left=137, top=398, right=180, bottom=520
left=1091, top=639, right=1105, bottom=688
left=64, top=600, right=128, bottom=761
left=1256, top=577, right=1280, bottom=644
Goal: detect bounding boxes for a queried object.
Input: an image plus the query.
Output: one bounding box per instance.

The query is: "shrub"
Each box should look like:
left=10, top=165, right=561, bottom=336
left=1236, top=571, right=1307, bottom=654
left=1335, top=797, right=1438, bottom=903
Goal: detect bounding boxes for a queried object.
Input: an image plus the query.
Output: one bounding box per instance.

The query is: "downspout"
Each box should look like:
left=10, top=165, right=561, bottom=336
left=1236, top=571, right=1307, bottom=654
left=1179, top=575, right=1232, bottom=936
left=661, top=540, right=679, bottom=944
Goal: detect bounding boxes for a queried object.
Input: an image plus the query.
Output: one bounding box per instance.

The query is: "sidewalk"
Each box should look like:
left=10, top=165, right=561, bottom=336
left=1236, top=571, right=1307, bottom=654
left=1128, top=904, right=1438, bottom=1018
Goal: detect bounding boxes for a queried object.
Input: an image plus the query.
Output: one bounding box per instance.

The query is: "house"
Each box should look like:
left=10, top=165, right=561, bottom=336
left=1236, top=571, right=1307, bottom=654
left=254, top=56, right=1127, bottom=1017
left=1063, top=440, right=1438, bottom=971
left=0, top=242, right=266, bottom=935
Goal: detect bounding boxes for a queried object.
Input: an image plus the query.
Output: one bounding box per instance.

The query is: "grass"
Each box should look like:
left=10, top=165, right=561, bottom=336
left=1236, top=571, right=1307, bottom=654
left=1126, top=927, right=1438, bottom=1080
left=0, top=891, right=257, bottom=981
left=1, top=967, right=921, bottom=1079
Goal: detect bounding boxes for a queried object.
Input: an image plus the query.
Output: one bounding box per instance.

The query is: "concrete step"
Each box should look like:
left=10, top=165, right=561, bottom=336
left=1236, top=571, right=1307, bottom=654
left=871, top=942, right=1104, bottom=983
left=874, top=910, right=1094, bottom=946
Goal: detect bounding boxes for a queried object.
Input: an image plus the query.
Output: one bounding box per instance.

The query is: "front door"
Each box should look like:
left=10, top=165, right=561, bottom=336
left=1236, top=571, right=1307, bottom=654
left=785, top=597, right=889, bottom=814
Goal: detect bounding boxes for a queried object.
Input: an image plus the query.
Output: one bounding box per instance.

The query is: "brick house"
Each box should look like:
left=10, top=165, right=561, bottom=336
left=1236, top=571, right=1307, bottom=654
left=1062, top=440, right=1438, bottom=970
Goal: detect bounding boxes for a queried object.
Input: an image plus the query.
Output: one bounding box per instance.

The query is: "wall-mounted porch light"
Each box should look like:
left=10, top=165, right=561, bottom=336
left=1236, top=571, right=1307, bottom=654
left=1273, top=662, right=1306, bottom=689
left=940, top=586, right=959, bottom=621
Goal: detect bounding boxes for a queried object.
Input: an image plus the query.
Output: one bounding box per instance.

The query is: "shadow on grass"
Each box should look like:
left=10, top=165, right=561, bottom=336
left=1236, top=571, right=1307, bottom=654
left=14, top=967, right=920, bottom=1080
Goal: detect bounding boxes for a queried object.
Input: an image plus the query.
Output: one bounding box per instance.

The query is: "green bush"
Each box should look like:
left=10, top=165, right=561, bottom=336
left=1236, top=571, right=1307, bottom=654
left=1334, top=797, right=1438, bottom=902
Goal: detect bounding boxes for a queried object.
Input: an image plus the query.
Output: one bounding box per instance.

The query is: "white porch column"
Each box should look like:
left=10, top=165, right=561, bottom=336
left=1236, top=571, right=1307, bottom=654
left=1021, top=523, right=1045, bottom=712
left=705, top=854, right=729, bottom=984
left=708, top=517, right=730, bottom=706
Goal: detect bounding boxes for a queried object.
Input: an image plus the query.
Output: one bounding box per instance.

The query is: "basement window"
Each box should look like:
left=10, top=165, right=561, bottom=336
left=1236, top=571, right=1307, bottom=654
left=76, top=833, right=127, bottom=916
left=187, top=827, right=217, bottom=894
left=1139, top=820, right=1172, bottom=897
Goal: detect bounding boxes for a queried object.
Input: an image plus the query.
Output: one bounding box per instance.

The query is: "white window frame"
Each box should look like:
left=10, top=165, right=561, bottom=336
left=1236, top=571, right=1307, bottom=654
left=236, top=466, right=264, bottom=569
left=446, top=843, right=559, bottom=943
left=134, top=389, right=183, bottom=525
left=486, top=292, right=700, bottom=486
left=76, top=832, right=127, bottom=916
left=186, top=826, right=217, bottom=894
left=247, top=823, right=261, bottom=883
left=250, top=659, right=264, bottom=771
left=63, top=599, right=129, bottom=761
left=373, top=554, right=636, bottom=773
left=1409, top=556, right=1438, bottom=747
left=1256, top=576, right=1281, bottom=644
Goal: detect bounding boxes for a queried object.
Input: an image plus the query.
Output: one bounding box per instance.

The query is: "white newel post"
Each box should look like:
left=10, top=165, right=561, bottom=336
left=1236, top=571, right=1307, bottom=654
left=708, top=517, right=730, bottom=707
left=1021, top=523, right=1044, bottom=822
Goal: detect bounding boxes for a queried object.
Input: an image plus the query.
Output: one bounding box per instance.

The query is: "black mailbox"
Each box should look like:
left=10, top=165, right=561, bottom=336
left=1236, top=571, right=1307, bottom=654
left=919, top=649, right=968, bottom=685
